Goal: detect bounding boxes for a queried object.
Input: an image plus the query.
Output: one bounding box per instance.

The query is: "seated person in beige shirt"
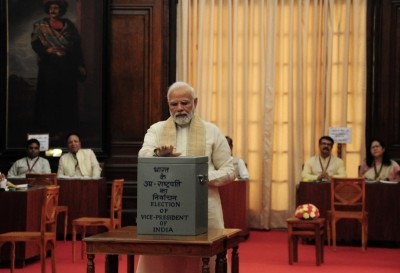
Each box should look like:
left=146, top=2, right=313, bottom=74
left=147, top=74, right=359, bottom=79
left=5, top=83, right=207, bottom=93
left=359, top=138, right=400, bottom=181
left=225, top=136, right=249, bottom=180
left=57, top=133, right=102, bottom=178
left=7, top=138, right=51, bottom=178
left=302, top=136, right=347, bottom=182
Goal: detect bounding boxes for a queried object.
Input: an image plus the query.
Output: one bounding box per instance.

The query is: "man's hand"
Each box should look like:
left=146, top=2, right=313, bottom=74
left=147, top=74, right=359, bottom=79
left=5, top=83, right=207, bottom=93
left=47, top=47, right=65, bottom=56
left=154, top=145, right=181, bottom=157
left=318, top=171, right=330, bottom=181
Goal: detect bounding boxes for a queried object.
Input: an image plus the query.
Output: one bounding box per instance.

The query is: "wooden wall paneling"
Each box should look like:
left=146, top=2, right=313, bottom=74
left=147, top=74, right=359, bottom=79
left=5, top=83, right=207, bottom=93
left=105, top=0, right=176, bottom=226
left=367, top=0, right=400, bottom=161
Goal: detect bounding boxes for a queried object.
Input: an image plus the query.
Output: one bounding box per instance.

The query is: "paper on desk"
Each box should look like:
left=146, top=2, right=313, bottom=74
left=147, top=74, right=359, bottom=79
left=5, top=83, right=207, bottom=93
left=379, top=180, right=399, bottom=184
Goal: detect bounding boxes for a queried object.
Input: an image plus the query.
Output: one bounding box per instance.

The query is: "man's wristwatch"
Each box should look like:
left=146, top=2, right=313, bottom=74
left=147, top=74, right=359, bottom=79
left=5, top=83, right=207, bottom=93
left=153, top=148, right=159, bottom=156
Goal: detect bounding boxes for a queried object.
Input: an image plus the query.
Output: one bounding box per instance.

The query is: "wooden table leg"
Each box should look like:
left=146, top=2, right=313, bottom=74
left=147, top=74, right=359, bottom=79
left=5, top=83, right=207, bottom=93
left=202, top=257, right=210, bottom=273
left=87, top=254, right=95, bottom=273
left=127, top=255, right=135, bottom=273
left=315, top=225, right=321, bottom=266
left=288, top=235, right=294, bottom=264
left=293, top=236, right=298, bottom=262
left=231, top=246, right=239, bottom=273
left=106, top=254, right=119, bottom=273
left=216, top=251, right=227, bottom=273
left=321, top=225, right=325, bottom=263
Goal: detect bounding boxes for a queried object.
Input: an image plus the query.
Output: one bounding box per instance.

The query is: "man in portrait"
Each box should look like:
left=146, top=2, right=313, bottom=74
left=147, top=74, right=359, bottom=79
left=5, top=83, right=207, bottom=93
left=31, top=0, right=86, bottom=140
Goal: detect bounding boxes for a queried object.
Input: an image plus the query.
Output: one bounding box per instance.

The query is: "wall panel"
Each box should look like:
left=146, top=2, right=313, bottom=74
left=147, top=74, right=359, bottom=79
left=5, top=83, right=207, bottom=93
left=367, top=0, right=400, bottom=161
left=105, top=0, right=176, bottom=226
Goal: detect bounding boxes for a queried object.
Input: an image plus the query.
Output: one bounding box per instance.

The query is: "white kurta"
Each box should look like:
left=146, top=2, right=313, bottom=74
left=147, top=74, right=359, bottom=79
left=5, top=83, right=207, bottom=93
left=301, top=155, right=347, bottom=181
left=137, top=119, right=235, bottom=273
left=232, top=156, right=249, bottom=179
left=57, top=149, right=102, bottom=178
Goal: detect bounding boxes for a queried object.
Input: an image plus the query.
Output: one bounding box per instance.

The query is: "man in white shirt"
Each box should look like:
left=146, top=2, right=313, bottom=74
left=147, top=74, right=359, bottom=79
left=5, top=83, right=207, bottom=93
left=7, top=138, right=51, bottom=178
left=57, top=133, right=102, bottom=178
left=137, top=81, right=235, bottom=273
left=302, top=135, right=347, bottom=182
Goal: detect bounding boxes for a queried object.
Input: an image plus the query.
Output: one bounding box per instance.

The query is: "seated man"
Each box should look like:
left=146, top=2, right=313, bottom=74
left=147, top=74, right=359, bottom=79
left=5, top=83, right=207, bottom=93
left=301, top=135, right=346, bottom=181
left=57, top=133, right=102, bottom=178
left=226, top=136, right=250, bottom=180
left=7, top=138, right=51, bottom=178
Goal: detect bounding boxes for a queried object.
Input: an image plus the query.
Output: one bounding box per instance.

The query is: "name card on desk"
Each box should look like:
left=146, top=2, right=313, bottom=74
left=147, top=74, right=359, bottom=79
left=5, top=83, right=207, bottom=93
left=137, top=156, right=208, bottom=235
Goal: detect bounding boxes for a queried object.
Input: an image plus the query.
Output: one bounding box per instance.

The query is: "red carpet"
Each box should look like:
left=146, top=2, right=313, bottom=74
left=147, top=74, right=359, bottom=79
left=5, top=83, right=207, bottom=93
left=1, top=230, right=399, bottom=273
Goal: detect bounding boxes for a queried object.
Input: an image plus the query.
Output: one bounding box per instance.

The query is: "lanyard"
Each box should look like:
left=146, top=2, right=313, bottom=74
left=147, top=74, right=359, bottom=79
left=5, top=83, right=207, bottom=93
left=319, top=156, right=331, bottom=173
left=26, top=157, right=40, bottom=173
left=373, top=161, right=384, bottom=180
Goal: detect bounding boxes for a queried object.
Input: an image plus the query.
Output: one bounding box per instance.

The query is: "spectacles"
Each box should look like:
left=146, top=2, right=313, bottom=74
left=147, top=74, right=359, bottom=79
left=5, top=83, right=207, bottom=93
left=370, top=145, right=381, bottom=149
left=320, top=142, right=333, bottom=147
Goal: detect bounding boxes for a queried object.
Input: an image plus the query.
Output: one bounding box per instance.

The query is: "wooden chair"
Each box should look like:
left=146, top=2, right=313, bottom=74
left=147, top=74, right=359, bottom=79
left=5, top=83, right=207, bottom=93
left=26, top=173, right=69, bottom=242
left=72, top=179, right=124, bottom=262
left=0, top=185, right=60, bottom=273
left=286, top=217, right=325, bottom=266
left=326, top=177, right=368, bottom=252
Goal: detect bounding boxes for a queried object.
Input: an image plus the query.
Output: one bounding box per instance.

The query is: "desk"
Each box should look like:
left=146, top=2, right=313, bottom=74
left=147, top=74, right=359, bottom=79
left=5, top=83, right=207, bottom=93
left=84, top=226, right=242, bottom=273
left=297, top=181, right=400, bottom=245
left=7, top=178, right=107, bottom=237
left=0, top=186, right=44, bottom=266
left=57, top=178, right=107, bottom=236
left=219, top=179, right=250, bottom=240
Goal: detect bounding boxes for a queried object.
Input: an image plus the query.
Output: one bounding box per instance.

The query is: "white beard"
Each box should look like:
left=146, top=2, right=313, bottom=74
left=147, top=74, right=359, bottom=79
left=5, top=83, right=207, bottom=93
left=172, top=110, right=193, bottom=126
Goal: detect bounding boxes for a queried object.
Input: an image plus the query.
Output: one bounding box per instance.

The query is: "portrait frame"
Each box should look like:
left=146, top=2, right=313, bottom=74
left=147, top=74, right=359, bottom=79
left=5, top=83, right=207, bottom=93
left=0, top=0, right=109, bottom=155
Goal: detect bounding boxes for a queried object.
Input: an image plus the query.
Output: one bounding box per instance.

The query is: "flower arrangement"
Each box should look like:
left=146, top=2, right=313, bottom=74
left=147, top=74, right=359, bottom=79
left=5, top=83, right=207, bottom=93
left=295, top=203, right=320, bottom=220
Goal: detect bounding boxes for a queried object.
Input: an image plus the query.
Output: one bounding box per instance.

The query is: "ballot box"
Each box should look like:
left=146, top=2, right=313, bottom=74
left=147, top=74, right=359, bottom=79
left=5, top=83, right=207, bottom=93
left=137, top=156, right=208, bottom=235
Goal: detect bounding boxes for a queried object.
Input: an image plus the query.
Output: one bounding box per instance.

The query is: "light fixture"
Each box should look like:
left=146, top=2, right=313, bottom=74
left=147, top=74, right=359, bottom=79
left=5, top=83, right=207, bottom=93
left=45, top=148, right=63, bottom=157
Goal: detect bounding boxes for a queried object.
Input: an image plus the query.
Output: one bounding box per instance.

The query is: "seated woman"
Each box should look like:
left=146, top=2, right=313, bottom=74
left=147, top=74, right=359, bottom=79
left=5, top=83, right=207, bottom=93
left=359, top=138, right=400, bottom=181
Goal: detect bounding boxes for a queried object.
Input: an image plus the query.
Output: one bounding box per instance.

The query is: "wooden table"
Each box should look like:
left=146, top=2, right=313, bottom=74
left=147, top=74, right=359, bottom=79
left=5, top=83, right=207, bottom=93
left=57, top=178, right=107, bottom=236
left=0, top=186, right=44, bottom=266
left=297, top=181, right=400, bottom=246
left=7, top=178, right=107, bottom=237
left=219, top=179, right=250, bottom=240
left=84, top=226, right=242, bottom=273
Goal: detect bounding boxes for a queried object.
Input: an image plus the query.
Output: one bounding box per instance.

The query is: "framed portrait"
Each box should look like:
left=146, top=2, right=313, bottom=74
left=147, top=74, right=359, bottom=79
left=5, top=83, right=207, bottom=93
left=0, top=0, right=108, bottom=153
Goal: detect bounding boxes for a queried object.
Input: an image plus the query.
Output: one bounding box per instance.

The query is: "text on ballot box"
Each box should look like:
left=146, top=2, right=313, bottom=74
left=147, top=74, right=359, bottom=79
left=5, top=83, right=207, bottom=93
left=137, top=156, right=209, bottom=235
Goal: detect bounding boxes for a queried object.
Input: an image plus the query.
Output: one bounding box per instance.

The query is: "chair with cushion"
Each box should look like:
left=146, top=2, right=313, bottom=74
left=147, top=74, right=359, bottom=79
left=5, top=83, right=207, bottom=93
left=0, top=185, right=60, bottom=273
left=326, top=177, right=368, bottom=252
left=26, top=173, right=69, bottom=242
left=72, top=179, right=124, bottom=262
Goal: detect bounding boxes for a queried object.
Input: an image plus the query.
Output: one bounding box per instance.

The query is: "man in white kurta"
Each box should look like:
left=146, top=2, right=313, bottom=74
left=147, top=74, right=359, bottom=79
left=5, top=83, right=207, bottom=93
left=7, top=138, right=51, bottom=178
left=232, top=156, right=249, bottom=180
left=57, top=133, right=102, bottom=178
left=225, top=136, right=250, bottom=180
left=137, top=81, right=235, bottom=273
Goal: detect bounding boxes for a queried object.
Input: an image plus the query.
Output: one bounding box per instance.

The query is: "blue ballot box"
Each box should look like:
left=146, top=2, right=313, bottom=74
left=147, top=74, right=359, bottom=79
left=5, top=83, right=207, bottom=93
left=137, top=156, right=208, bottom=235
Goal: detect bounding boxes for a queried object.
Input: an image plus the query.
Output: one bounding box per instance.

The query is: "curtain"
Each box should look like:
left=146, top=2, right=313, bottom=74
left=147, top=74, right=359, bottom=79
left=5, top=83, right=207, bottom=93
left=176, top=0, right=366, bottom=229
